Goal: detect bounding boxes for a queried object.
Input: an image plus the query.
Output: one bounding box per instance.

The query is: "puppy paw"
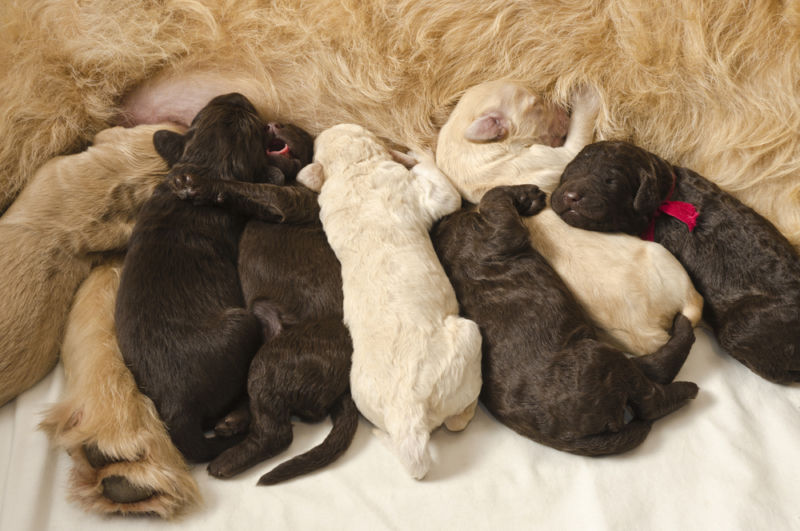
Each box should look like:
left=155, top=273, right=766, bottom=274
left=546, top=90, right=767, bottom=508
left=214, top=408, right=251, bottom=438
left=168, top=174, right=222, bottom=205
left=570, top=83, right=602, bottom=117
left=512, top=185, right=547, bottom=216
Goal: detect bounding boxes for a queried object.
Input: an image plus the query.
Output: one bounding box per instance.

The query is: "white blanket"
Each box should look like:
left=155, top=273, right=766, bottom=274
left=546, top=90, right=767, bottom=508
left=2, top=326, right=799, bottom=530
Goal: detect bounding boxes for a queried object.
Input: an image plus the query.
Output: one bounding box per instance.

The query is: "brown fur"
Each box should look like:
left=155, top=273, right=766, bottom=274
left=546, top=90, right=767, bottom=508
left=1, top=1, right=799, bottom=249
left=39, top=260, right=200, bottom=518
left=0, top=123, right=182, bottom=406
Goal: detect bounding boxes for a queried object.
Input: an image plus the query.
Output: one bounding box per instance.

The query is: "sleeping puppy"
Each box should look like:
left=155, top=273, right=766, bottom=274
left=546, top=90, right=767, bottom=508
left=175, top=169, right=358, bottom=486
left=436, top=80, right=703, bottom=355
left=552, top=140, right=800, bottom=384
left=433, top=184, right=699, bottom=455
left=116, top=93, right=311, bottom=462
left=0, top=123, right=182, bottom=407
left=298, top=124, right=483, bottom=479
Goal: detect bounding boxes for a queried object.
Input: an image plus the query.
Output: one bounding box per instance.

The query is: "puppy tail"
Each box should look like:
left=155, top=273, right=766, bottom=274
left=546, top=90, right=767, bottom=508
left=388, top=423, right=432, bottom=480
left=256, top=392, right=359, bottom=486
left=561, top=419, right=653, bottom=456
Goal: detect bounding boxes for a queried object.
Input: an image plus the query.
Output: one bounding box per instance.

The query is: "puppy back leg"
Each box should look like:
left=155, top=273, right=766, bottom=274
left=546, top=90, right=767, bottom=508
left=441, top=314, right=483, bottom=432
left=633, top=313, right=696, bottom=384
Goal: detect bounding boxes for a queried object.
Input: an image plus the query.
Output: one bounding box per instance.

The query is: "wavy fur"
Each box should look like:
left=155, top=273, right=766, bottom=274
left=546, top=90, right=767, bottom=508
left=1, top=1, right=798, bottom=248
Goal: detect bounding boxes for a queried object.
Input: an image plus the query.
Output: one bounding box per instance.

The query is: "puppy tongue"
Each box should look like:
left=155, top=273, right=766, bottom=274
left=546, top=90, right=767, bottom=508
left=267, top=139, right=291, bottom=157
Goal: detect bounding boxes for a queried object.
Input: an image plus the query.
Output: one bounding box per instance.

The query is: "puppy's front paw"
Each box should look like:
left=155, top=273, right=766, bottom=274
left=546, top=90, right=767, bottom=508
left=570, top=83, right=601, bottom=116
left=512, top=185, right=547, bottom=216
left=169, top=174, right=222, bottom=205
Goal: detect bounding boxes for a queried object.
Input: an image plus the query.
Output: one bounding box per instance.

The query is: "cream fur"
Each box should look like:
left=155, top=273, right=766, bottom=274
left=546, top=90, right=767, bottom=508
left=437, top=81, right=704, bottom=355
left=39, top=260, right=200, bottom=518
left=1, top=1, right=798, bottom=250
left=299, top=124, right=483, bottom=480
left=0, top=123, right=182, bottom=406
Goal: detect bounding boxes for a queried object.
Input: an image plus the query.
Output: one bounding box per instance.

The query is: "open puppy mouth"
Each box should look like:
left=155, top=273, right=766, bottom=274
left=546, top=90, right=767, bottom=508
left=267, top=137, right=291, bottom=157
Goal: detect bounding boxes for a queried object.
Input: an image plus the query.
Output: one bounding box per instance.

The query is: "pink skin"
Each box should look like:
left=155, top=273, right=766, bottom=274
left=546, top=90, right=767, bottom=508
left=120, top=74, right=292, bottom=158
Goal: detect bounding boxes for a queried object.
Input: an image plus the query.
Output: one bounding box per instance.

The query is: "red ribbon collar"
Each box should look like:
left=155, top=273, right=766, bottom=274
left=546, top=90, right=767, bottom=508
left=641, top=172, right=698, bottom=241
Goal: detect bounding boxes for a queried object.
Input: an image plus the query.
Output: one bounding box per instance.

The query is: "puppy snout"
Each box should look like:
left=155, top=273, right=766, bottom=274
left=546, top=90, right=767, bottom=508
left=563, top=190, right=582, bottom=206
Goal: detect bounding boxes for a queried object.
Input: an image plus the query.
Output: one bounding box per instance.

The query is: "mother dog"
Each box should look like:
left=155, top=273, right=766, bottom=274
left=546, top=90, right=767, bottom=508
left=1, top=1, right=798, bottom=250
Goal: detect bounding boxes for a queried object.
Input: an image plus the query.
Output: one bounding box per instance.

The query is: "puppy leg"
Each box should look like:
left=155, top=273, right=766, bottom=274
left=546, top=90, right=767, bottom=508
left=633, top=313, right=696, bottom=384
left=562, top=84, right=601, bottom=154
left=717, top=302, right=800, bottom=384
left=409, top=152, right=463, bottom=220
left=626, top=372, right=699, bottom=422
left=444, top=399, right=478, bottom=432
left=478, top=184, right=547, bottom=252
left=213, top=397, right=251, bottom=437
left=168, top=175, right=320, bottom=224
left=39, top=262, right=200, bottom=518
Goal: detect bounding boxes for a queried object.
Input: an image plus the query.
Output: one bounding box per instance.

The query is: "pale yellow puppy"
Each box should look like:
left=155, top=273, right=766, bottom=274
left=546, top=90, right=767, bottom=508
left=299, top=124, right=482, bottom=480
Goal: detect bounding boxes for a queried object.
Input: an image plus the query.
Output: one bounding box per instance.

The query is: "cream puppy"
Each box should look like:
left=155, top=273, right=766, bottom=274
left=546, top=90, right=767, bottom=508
left=298, top=123, right=482, bottom=480
left=436, top=81, right=703, bottom=355
left=0, top=123, right=183, bottom=406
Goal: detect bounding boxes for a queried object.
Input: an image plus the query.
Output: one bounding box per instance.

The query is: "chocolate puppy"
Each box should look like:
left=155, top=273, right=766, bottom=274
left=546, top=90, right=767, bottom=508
left=203, top=189, right=357, bottom=485
left=116, top=93, right=312, bottom=462
left=552, top=140, right=800, bottom=384
left=432, top=184, right=698, bottom=455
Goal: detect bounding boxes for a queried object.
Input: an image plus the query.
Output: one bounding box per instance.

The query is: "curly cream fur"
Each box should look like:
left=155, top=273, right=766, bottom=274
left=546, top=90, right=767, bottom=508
left=299, top=124, right=483, bottom=480
left=39, top=260, right=200, bottom=518
left=1, top=1, right=798, bottom=246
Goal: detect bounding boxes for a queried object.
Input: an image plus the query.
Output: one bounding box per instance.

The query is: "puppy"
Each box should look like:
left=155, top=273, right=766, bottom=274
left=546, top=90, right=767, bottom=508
left=115, top=93, right=311, bottom=462
left=436, top=80, right=703, bottom=355
left=298, top=124, right=483, bottom=479
left=433, top=184, right=699, bottom=455
left=552, top=140, right=800, bottom=384
left=0, top=123, right=182, bottom=407
left=40, top=259, right=200, bottom=517
left=172, top=161, right=359, bottom=486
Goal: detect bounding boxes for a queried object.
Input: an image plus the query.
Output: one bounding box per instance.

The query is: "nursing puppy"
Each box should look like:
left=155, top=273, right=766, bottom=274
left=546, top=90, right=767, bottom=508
left=552, top=141, right=800, bottom=384
left=40, top=260, right=200, bottom=517
left=177, top=173, right=358, bottom=486
left=298, top=124, right=483, bottom=479
left=432, top=184, right=699, bottom=455
left=0, top=123, right=182, bottom=406
left=436, top=81, right=703, bottom=355
left=116, top=93, right=311, bottom=462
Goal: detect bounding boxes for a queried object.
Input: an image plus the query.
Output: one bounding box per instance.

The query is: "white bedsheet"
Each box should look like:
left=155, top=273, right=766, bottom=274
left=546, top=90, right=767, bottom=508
left=2, top=326, right=799, bottom=530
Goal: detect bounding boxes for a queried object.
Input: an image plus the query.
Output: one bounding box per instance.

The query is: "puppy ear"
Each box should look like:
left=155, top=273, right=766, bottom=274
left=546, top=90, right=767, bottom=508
left=632, top=167, right=660, bottom=214
left=153, top=129, right=186, bottom=167
left=464, top=111, right=510, bottom=142
left=296, top=162, right=326, bottom=192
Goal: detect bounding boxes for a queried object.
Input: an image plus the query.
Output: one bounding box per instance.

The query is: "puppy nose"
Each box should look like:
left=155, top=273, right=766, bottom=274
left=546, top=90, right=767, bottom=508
left=564, top=190, right=582, bottom=205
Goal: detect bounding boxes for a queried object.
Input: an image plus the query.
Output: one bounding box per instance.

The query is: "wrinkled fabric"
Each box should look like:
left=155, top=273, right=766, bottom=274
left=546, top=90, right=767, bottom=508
left=1, top=327, right=799, bottom=530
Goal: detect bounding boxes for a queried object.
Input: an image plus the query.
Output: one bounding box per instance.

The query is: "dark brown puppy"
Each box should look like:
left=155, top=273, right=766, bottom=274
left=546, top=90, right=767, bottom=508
left=552, top=140, right=800, bottom=384
left=173, top=174, right=356, bottom=485
left=432, top=184, right=698, bottom=456
left=116, top=93, right=313, bottom=463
